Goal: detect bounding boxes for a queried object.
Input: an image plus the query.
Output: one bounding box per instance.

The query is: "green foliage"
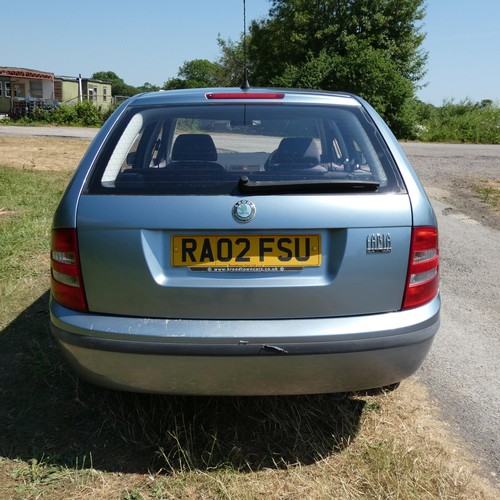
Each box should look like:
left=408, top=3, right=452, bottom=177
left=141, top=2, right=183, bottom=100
left=136, top=82, right=161, bottom=93
left=92, top=70, right=137, bottom=96
left=212, top=0, right=427, bottom=137
left=272, top=42, right=418, bottom=138
left=15, top=101, right=108, bottom=128
left=163, top=59, right=225, bottom=90
left=163, top=77, right=204, bottom=90
left=217, top=35, right=249, bottom=86
left=91, top=71, right=160, bottom=95
left=249, top=0, right=427, bottom=84
left=74, top=100, right=103, bottom=127
left=50, top=102, right=103, bottom=127
left=92, top=71, right=161, bottom=95
left=101, top=103, right=121, bottom=123
left=415, top=99, right=500, bottom=144
left=18, top=107, right=53, bottom=124
left=51, top=104, right=78, bottom=125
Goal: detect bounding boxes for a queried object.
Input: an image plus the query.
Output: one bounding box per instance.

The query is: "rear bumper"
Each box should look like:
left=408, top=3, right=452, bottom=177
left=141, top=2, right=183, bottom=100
left=50, top=295, right=440, bottom=395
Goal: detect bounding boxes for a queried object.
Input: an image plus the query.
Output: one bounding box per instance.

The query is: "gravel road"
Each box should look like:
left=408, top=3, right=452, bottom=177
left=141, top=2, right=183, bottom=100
left=1, top=126, right=499, bottom=482
left=0, top=125, right=97, bottom=139
left=404, top=143, right=500, bottom=483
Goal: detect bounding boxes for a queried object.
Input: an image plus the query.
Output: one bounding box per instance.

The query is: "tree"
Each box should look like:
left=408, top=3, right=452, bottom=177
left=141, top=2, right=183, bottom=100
left=243, top=0, right=427, bottom=137
left=216, top=35, right=249, bottom=86
left=92, top=71, right=137, bottom=97
left=136, top=82, right=161, bottom=93
left=163, top=59, right=225, bottom=90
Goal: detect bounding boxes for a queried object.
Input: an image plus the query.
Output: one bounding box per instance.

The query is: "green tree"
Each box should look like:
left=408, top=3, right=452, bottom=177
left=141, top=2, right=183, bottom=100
left=163, top=59, right=225, bottom=89
left=136, top=82, right=161, bottom=93
left=92, top=71, right=137, bottom=97
left=242, top=0, right=427, bottom=137
left=216, top=35, right=249, bottom=86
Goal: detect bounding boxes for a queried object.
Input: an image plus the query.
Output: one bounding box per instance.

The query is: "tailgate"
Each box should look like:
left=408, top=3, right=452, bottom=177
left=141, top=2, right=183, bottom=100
left=77, top=193, right=412, bottom=319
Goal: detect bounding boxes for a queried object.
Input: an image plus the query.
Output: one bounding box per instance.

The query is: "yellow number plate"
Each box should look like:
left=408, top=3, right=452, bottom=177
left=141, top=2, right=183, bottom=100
left=171, top=234, right=321, bottom=269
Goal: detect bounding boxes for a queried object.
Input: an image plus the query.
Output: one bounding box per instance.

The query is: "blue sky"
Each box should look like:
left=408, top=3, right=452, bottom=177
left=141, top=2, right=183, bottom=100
left=2, top=0, right=500, bottom=105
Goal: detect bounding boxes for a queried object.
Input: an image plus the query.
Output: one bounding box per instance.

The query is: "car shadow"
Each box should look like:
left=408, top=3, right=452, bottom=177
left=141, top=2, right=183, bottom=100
left=0, top=291, right=367, bottom=474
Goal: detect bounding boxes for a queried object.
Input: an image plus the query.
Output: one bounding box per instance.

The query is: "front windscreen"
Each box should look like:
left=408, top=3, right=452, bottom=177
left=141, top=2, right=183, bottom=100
left=88, top=104, right=404, bottom=195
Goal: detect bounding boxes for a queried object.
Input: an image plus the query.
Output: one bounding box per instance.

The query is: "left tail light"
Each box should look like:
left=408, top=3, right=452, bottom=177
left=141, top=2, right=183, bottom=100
left=50, top=229, right=88, bottom=312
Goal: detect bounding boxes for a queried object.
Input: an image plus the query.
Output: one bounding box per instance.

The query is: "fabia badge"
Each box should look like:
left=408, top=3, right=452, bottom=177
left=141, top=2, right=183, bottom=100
left=366, top=233, right=392, bottom=253
left=232, top=199, right=256, bottom=223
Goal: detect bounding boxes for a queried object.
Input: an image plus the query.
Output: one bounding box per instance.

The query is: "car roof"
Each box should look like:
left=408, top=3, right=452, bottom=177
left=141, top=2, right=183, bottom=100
left=126, top=87, right=363, bottom=107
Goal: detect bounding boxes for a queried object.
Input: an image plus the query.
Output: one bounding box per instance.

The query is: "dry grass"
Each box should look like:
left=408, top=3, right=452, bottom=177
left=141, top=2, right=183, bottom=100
left=2, top=377, right=496, bottom=499
left=1, top=139, right=499, bottom=499
left=0, top=136, right=90, bottom=171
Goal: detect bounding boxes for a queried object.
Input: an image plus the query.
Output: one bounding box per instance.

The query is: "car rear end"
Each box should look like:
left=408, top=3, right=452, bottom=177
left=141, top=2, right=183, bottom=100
left=50, top=88, right=439, bottom=395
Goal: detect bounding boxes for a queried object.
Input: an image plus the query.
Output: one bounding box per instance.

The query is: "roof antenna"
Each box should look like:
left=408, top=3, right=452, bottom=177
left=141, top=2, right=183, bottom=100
left=241, top=0, right=250, bottom=90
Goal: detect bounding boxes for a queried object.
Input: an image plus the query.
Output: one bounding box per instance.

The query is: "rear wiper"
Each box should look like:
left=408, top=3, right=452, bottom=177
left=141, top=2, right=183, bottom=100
left=238, top=176, right=380, bottom=194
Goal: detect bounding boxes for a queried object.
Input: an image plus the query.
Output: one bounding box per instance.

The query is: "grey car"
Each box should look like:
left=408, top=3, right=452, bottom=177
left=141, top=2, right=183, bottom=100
left=50, top=88, right=440, bottom=395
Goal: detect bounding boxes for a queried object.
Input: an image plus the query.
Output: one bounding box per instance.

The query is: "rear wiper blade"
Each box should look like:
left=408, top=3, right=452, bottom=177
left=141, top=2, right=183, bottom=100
left=238, top=176, right=380, bottom=194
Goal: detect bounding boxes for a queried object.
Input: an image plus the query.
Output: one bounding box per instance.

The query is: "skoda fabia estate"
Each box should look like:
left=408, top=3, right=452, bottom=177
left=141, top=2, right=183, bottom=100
left=50, top=88, right=440, bottom=395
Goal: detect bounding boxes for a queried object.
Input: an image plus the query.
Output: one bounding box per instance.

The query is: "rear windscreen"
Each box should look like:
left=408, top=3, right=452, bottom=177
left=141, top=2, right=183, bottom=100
left=88, top=104, right=404, bottom=195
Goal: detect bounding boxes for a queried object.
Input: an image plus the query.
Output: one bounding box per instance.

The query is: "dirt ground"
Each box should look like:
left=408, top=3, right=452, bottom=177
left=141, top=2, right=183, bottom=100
left=0, top=136, right=90, bottom=171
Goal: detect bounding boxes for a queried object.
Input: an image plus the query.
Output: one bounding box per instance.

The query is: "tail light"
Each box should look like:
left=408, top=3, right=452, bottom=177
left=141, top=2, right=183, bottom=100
left=402, top=226, right=439, bottom=310
left=205, top=92, right=285, bottom=100
left=50, top=229, right=88, bottom=312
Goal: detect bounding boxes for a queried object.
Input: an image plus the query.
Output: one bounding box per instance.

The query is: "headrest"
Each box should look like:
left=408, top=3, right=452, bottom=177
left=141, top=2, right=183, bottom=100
left=272, top=137, right=321, bottom=167
left=171, top=134, right=218, bottom=162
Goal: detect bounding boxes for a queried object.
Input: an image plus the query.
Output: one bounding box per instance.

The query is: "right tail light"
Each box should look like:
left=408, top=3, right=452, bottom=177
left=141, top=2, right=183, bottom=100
left=402, top=226, right=439, bottom=310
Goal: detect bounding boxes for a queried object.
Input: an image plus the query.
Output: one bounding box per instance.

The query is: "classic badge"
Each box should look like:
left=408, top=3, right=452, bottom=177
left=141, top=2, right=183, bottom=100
left=232, top=200, right=256, bottom=223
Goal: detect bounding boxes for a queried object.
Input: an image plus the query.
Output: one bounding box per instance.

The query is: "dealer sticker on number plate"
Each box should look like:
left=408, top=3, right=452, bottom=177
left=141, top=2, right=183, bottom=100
left=171, top=234, right=321, bottom=271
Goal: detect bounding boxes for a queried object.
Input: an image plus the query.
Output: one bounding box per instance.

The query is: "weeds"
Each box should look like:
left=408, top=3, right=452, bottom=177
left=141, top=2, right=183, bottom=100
left=416, top=99, right=500, bottom=144
left=475, top=181, right=500, bottom=209
left=13, top=100, right=115, bottom=128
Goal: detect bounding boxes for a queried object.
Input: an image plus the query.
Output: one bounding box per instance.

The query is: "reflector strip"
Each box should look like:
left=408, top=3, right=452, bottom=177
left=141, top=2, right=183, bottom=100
left=52, top=269, right=80, bottom=288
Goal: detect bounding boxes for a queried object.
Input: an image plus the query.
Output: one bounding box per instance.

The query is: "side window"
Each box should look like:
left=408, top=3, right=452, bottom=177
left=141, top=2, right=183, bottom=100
left=5, top=82, right=11, bottom=97
left=148, top=123, right=168, bottom=168
left=122, top=122, right=166, bottom=170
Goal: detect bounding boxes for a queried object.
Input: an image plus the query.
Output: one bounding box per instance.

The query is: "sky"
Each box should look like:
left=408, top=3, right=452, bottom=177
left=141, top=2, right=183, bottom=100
left=2, top=0, right=500, bottom=105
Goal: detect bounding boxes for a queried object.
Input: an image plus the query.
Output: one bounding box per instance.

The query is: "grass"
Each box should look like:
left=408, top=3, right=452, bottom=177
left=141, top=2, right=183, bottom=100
left=475, top=180, right=500, bottom=210
left=1, top=165, right=497, bottom=498
left=0, top=167, right=73, bottom=326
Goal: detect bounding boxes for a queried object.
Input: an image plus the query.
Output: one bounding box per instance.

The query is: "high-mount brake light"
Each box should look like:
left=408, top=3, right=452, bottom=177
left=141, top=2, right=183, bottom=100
left=205, top=92, right=285, bottom=100
left=402, top=226, right=439, bottom=309
left=51, top=228, right=88, bottom=312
